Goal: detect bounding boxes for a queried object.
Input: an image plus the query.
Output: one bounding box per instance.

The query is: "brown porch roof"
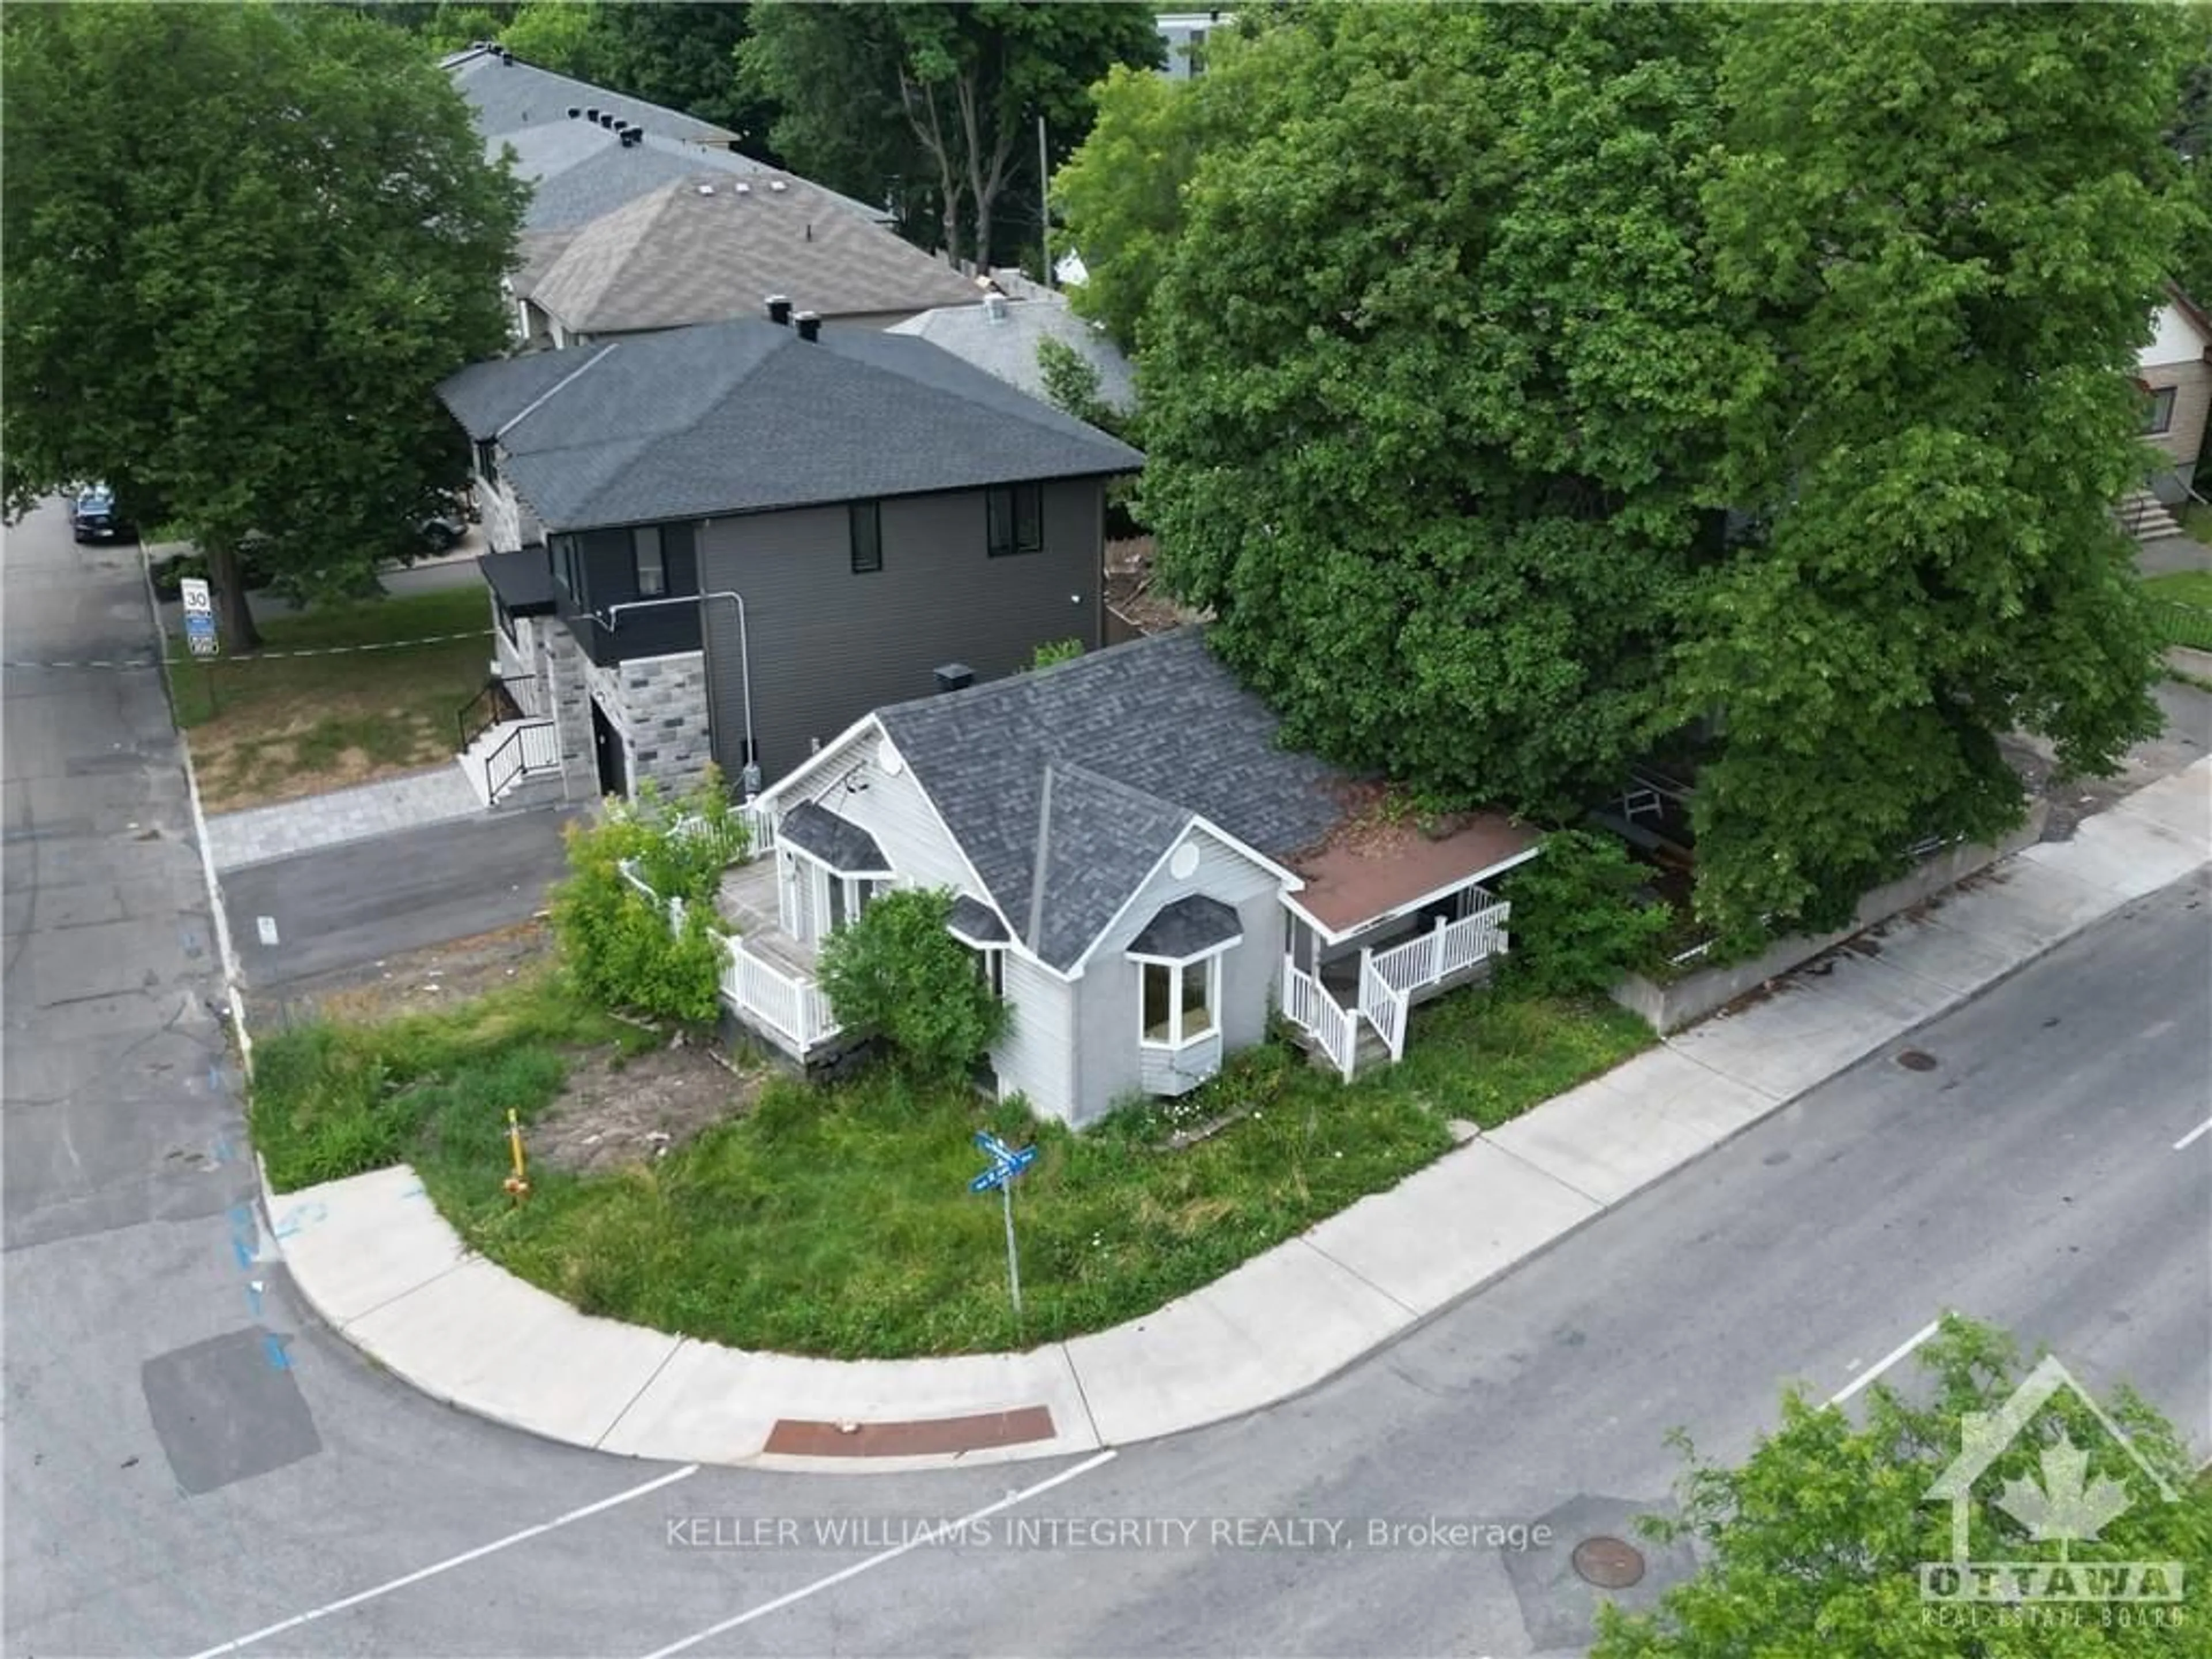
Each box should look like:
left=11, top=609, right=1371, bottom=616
left=1288, top=812, right=1540, bottom=937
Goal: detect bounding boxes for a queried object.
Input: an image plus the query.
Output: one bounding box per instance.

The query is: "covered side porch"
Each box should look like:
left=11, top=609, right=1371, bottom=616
left=1276, top=814, right=1540, bottom=1080
left=713, top=802, right=862, bottom=1063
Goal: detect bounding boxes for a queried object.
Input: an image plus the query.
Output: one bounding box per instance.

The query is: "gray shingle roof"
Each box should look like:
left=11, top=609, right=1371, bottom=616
left=433, top=319, right=1143, bottom=530
left=780, top=801, right=889, bottom=874
left=1127, top=895, right=1244, bottom=959
left=888, top=297, right=1137, bottom=413
left=528, top=176, right=980, bottom=334
left=876, top=630, right=1349, bottom=970
left=495, top=123, right=892, bottom=235
left=946, top=895, right=1010, bottom=945
left=448, top=47, right=737, bottom=146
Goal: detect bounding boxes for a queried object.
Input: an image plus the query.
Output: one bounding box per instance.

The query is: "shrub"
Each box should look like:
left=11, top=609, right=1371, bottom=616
left=1498, top=828, right=1672, bottom=997
left=551, top=772, right=740, bottom=1024
left=817, top=887, right=1008, bottom=1081
left=1029, top=638, right=1085, bottom=669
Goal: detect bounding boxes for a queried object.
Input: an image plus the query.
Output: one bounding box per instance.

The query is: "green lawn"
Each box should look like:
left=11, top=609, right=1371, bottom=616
left=252, top=975, right=1655, bottom=1358
left=166, top=586, right=492, bottom=811
left=2143, top=569, right=2212, bottom=611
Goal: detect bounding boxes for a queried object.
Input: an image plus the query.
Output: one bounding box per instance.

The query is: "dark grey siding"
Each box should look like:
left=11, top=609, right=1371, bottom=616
left=700, top=478, right=1105, bottom=782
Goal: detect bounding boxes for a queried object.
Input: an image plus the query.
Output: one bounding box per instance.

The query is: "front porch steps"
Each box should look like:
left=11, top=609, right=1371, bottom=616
left=456, top=717, right=562, bottom=809
left=2118, top=489, right=2184, bottom=543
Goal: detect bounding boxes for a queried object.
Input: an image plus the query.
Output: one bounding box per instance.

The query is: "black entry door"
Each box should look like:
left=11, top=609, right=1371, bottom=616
left=591, top=701, right=627, bottom=798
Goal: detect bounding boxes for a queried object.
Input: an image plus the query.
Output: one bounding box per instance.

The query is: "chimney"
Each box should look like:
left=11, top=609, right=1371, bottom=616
left=765, top=296, right=792, bottom=325
left=934, top=664, right=974, bottom=694
left=795, top=312, right=821, bottom=342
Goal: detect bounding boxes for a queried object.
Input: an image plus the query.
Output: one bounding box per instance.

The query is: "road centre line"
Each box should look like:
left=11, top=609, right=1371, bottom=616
left=1828, top=1319, right=1942, bottom=1407
left=2174, top=1118, right=2212, bottom=1153
left=184, top=1463, right=700, bottom=1659
left=637, top=1449, right=1119, bottom=1659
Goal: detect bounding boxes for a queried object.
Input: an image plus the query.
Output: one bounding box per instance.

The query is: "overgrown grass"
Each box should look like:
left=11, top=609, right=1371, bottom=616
left=251, top=975, right=652, bottom=1191
left=253, top=978, right=1653, bottom=1357
left=2144, top=569, right=2212, bottom=612
left=166, top=586, right=491, bottom=810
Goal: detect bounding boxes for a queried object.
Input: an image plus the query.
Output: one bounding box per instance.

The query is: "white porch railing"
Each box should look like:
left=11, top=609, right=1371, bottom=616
left=720, top=935, right=839, bottom=1053
left=1370, top=898, right=1512, bottom=999
left=1281, top=957, right=1357, bottom=1081
left=1358, top=952, right=1409, bottom=1064
left=737, top=800, right=778, bottom=859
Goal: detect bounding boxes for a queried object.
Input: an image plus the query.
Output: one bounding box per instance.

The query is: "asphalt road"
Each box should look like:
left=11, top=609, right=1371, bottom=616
left=221, top=808, right=575, bottom=994
left=6, top=497, right=2207, bottom=1659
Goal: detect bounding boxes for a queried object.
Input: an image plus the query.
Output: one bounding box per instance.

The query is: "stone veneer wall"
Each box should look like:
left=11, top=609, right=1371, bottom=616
left=579, top=649, right=713, bottom=799
left=538, top=622, right=598, bottom=797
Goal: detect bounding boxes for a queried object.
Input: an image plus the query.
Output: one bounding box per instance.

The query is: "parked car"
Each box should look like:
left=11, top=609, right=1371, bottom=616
left=70, top=484, right=130, bottom=544
left=417, top=507, right=467, bottom=553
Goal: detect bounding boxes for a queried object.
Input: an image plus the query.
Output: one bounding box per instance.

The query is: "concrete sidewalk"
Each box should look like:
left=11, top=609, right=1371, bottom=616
left=266, top=760, right=2210, bottom=1474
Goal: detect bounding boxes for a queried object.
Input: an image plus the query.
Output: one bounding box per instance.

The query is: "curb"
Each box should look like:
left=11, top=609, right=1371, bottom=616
left=247, top=768, right=2207, bottom=1473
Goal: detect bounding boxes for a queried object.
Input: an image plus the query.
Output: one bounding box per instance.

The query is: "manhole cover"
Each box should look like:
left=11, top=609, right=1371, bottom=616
left=1571, top=1535, right=1646, bottom=1589
left=1897, top=1048, right=1940, bottom=1072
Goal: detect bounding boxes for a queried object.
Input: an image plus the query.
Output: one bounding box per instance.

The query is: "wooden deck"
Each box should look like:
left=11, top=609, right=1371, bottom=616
left=717, top=857, right=816, bottom=978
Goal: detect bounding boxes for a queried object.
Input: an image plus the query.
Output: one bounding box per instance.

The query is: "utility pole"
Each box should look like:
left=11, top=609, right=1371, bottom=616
left=1037, top=112, right=1052, bottom=291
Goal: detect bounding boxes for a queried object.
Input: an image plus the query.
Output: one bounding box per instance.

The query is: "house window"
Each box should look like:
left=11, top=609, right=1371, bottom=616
left=986, top=483, right=1045, bottom=557
left=1138, top=955, right=1218, bottom=1047
left=972, top=945, right=1004, bottom=999
left=2144, top=385, right=2178, bottom=436
left=850, top=501, right=882, bottom=574
left=553, top=533, right=580, bottom=599
left=475, top=439, right=499, bottom=487
left=634, top=525, right=666, bottom=596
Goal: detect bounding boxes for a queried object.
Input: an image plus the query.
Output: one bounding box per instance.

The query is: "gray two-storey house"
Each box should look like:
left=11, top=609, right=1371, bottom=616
left=434, top=309, right=1143, bottom=805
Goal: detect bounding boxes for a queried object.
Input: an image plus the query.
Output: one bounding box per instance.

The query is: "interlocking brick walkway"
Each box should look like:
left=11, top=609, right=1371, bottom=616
left=202, top=763, right=481, bottom=872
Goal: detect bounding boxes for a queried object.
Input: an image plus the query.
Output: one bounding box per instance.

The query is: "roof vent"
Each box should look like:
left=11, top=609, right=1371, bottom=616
left=795, top=312, right=821, bottom=342
left=983, top=293, right=1009, bottom=324
left=934, top=664, right=975, bottom=694
left=768, top=179, right=789, bottom=193
left=566, top=107, right=582, bottom=120
left=733, top=180, right=751, bottom=195
left=695, top=183, right=716, bottom=196
left=585, top=107, right=599, bottom=123
left=766, top=296, right=792, bottom=325
left=620, top=127, right=642, bottom=148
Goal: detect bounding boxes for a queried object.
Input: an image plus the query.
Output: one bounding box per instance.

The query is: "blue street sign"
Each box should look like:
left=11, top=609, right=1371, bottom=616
left=184, top=611, right=219, bottom=658
left=974, top=1130, right=1016, bottom=1161
left=967, top=1141, right=1037, bottom=1193
left=969, top=1164, right=1010, bottom=1194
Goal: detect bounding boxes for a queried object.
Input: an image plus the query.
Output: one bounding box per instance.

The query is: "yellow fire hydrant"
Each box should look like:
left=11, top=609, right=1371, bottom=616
left=503, top=1107, right=530, bottom=1200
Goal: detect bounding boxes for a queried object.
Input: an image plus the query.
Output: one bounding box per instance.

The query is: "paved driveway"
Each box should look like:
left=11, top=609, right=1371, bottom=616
left=221, top=805, right=578, bottom=993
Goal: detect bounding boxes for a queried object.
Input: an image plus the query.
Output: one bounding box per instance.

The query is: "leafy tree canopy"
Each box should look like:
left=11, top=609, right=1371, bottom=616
left=1138, top=0, right=2195, bottom=940
left=741, top=0, right=1161, bottom=270
left=1594, top=1317, right=2212, bottom=1657
left=819, top=887, right=1008, bottom=1082
left=3, top=2, right=525, bottom=647
left=1140, top=1, right=1747, bottom=819
left=1676, top=0, right=2190, bottom=937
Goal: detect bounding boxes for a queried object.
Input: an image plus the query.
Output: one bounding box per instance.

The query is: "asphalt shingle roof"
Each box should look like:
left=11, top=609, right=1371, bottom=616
left=780, top=801, right=890, bottom=874
left=946, top=895, right=1011, bottom=945
left=527, top=176, right=980, bottom=333
left=876, top=630, right=1349, bottom=970
left=434, top=319, right=1143, bottom=530
left=888, top=297, right=1137, bottom=412
left=1127, top=895, right=1244, bottom=959
left=448, top=47, right=736, bottom=146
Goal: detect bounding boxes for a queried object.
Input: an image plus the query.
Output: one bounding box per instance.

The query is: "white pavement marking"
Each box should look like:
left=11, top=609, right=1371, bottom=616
left=183, top=1464, right=700, bottom=1659
left=1828, top=1319, right=1942, bottom=1407
left=637, top=1449, right=1119, bottom=1659
left=2175, top=1118, right=2212, bottom=1153
left=255, top=915, right=278, bottom=946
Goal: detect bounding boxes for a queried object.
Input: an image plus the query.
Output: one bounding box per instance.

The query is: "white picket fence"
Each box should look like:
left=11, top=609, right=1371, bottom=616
left=1281, top=958, right=1358, bottom=1081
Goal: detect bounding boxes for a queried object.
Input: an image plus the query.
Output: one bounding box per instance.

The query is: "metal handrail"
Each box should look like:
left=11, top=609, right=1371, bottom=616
left=456, top=676, right=531, bottom=750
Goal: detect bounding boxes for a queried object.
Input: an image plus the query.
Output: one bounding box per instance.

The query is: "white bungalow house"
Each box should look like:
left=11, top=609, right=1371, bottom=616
left=715, top=629, right=1540, bottom=1126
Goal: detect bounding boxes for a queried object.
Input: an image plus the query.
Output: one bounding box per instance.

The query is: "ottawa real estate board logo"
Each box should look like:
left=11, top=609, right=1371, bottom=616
left=1919, top=1356, right=2185, bottom=1608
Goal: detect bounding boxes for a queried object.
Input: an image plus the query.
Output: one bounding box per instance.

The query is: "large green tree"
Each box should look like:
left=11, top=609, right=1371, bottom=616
left=3, top=3, right=525, bottom=649
left=1139, top=2, right=1748, bottom=817
left=741, top=1, right=1161, bottom=270
left=1051, top=61, right=1219, bottom=354
left=1677, top=1, right=2191, bottom=939
left=1594, top=1319, right=2212, bottom=1656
